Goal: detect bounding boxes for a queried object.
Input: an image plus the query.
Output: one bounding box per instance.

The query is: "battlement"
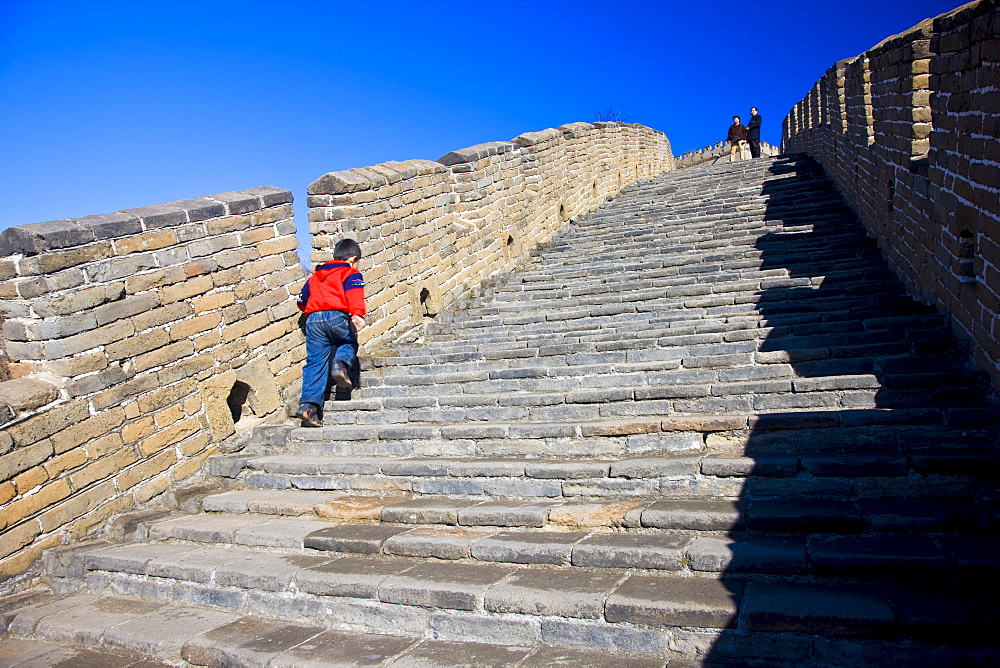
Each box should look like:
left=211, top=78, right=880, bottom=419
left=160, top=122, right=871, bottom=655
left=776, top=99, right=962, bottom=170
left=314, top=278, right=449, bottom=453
left=673, top=141, right=780, bottom=168
left=781, top=0, right=999, bottom=389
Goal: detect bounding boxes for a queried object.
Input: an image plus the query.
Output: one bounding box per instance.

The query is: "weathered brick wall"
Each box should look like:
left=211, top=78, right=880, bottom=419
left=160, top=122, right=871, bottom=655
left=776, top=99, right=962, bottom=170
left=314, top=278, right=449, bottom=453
left=782, top=0, right=1000, bottom=390
left=0, top=186, right=305, bottom=578
left=308, top=122, right=674, bottom=350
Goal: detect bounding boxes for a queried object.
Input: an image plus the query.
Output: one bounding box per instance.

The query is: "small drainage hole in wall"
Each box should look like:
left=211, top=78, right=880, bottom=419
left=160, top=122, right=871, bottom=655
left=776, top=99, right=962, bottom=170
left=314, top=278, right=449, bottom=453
left=420, top=287, right=437, bottom=318
left=227, top=381, right=252, bottom=423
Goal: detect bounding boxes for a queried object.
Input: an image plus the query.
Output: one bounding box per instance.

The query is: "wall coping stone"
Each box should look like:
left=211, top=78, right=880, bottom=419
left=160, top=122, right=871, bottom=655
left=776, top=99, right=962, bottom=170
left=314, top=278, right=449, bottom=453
left=308, top=170, right=375, bottom=196
left=311, top=122, right=661, bottom=196
left=0, top=186, right=293, bottom=256
left=437, top=141, right=516, bottom=167
left=512, top=128, right=563, bottom=147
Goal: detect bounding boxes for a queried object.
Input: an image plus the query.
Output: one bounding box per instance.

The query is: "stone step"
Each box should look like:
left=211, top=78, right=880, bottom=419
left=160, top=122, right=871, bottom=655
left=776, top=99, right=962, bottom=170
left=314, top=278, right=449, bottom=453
left=393, top=312, right=952, bottom=360
left=419, top=302, right=942, bottom=345
left=263, top=410, right=997, bottom=459
left=222, top=441, right=1000, bottom=501
left=358, top=354, right=981, bottom=396
left=134, top=510, right=1000, bottom=577
left=375, top=318, right=955, bottom=366
left=30, top=540, right=1000, bottom=665
left=426, top=284, right=914, bottom=334
left=268, top=410, right=998, bottom=460
left=0, top=590, right=665, bottom=666
left=195, top=486, right=1000, bottom=539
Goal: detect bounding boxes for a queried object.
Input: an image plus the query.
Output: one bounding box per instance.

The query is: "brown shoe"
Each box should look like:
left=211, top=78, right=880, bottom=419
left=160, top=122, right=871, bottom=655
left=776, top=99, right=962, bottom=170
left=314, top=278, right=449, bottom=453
left=294, top=405, right=322, bottom=428
left=331, top=362, right=353, bottom=389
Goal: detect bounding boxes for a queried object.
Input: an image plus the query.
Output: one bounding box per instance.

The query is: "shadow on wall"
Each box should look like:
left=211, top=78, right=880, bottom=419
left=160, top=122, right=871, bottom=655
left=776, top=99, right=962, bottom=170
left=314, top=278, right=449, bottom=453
left=703, top=155, right=1000, bottom=665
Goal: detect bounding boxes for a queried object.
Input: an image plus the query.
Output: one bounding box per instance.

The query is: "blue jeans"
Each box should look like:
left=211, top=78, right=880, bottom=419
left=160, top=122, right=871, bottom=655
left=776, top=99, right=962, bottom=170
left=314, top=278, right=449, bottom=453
left=299, top=310, right=357, bottom=408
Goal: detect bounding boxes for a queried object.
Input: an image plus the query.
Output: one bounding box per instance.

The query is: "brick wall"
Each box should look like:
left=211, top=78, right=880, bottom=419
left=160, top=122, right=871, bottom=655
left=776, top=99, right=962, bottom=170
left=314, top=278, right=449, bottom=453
left=0, top=187, right=305, bottom=579
left=782, top=0, right=1000, bottom=390
left=307, top=122, right=674, bottom=350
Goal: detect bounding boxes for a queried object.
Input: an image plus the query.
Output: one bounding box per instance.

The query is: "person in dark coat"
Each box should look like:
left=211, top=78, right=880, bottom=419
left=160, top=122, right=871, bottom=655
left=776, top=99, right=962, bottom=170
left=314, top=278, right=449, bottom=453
left=727, top=116, right=747, bottom=162
left=746, top=107, right=762, bottom=158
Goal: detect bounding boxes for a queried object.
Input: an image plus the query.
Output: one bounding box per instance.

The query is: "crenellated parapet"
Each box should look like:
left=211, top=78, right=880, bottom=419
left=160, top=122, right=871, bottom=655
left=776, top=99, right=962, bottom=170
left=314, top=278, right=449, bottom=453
left=782, top=0, right=1000, bottom=390
left=307, top=121, right=673, bottom=350
left=673, top=141, right=780, bottom=169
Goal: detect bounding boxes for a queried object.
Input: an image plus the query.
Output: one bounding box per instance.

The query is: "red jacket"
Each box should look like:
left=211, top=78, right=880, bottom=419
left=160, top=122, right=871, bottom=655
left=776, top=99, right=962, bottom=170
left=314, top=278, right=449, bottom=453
left=297, top=262, right=366, bottom=317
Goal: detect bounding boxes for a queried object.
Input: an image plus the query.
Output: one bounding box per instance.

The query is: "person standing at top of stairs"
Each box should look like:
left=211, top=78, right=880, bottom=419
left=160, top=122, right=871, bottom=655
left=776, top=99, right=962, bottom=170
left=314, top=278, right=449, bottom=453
left=746, top=107, right=762, bottom=158
left=293, top=238, right=368, bottom=428
left=727, top=115, right=748, bottom=162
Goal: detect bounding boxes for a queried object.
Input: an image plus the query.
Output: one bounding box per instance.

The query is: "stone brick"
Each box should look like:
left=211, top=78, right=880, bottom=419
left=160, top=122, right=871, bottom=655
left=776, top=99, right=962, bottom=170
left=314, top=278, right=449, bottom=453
left=379, top=562, right=515, bottom=611
left=221, top=312, right=269, bottom=343
left=6, top=311, right=97, bottom=341
left=1, top=479, right=71, bottom=531
left=4, top=401, right=90, bottom=448
left=205, top=214, right=253, bottom=235
left=192, top=291, right=235, bottom=313
left=257, top=236, right=298, bottom=257
left=133, top=475, right=172, bottom=503
left=17, top=242, right=115, bottom=275
left=116, top=449, right=177, bottom=492
left=168, top=312, right=223, bottom=340
left=43, top=320, right=134, bottom=359
left=170, top=450, right=213, bottom=481
left=0, top=481, right=15, bottom=505
left=0, top=520, right=41, bottom=560
left=743, top=583, right=895, bottom=638
left=160, top=275, right=213, bottom=304
left=133, top=340, right=196, bottom=373
left=137, top=416, right=201, bottom=456
left=37, top=352, right=108, bottom=378
left=157, top=354, right=215, bottom=386
left=135, top=379, right=197, bottom=415
left=104, top=328, right=169, bottom=362
left=34, top=285, right=126, bottom=322
left=49, top=407, right=126, bottom=454
left=124, top=266, right=185, bottom=294
left=70, top=448, right=138, bottom=490
left=43, top=447, right=87, bottom=479
left=178, top=431, right=211, bottom=457
left=540, top=618, right=667, bottom=655
left=13, top=465, right=49, bottom=494
left=246, top=321, right=292, bottom=349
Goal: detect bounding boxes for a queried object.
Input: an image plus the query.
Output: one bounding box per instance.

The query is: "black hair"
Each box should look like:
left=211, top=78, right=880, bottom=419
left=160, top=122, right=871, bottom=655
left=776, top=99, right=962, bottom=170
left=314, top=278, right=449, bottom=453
left=333, top=238, right=362, bottom=261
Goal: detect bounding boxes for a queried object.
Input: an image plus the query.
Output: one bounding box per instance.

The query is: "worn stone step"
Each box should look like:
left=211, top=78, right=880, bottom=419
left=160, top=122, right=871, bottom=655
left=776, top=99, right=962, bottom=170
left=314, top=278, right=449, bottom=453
left=195, top=485, right=1000, bottom=539
left=34, top=540, right=1000, bottom=663
left=233, top=445, right=1000, bottom=500
left=262, top=410, right=996, bottom=460
left=0, top=590, right=667, bottom=666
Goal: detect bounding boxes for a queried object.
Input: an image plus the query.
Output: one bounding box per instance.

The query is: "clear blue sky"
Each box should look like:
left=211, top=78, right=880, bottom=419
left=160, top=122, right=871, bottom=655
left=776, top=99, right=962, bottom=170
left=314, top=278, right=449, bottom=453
left=1, top=0, right=960, bottom=262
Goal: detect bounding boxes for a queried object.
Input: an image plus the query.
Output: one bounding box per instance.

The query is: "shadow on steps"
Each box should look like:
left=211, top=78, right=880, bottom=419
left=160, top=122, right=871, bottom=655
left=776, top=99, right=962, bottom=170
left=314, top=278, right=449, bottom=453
left=703, top=154, right=1000, bottom=666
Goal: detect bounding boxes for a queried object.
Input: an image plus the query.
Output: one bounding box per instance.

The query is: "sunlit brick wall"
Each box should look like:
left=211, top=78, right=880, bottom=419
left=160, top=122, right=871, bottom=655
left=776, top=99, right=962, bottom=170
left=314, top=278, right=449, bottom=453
left=307, top=122, right=674, bottom=350
left=0, top=187, right=305, bottom=578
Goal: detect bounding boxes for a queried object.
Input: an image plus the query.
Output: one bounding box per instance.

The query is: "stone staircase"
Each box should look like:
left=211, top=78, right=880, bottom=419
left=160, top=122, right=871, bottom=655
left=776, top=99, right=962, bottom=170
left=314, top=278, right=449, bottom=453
left=3, top=154, right=1000, bottom=666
